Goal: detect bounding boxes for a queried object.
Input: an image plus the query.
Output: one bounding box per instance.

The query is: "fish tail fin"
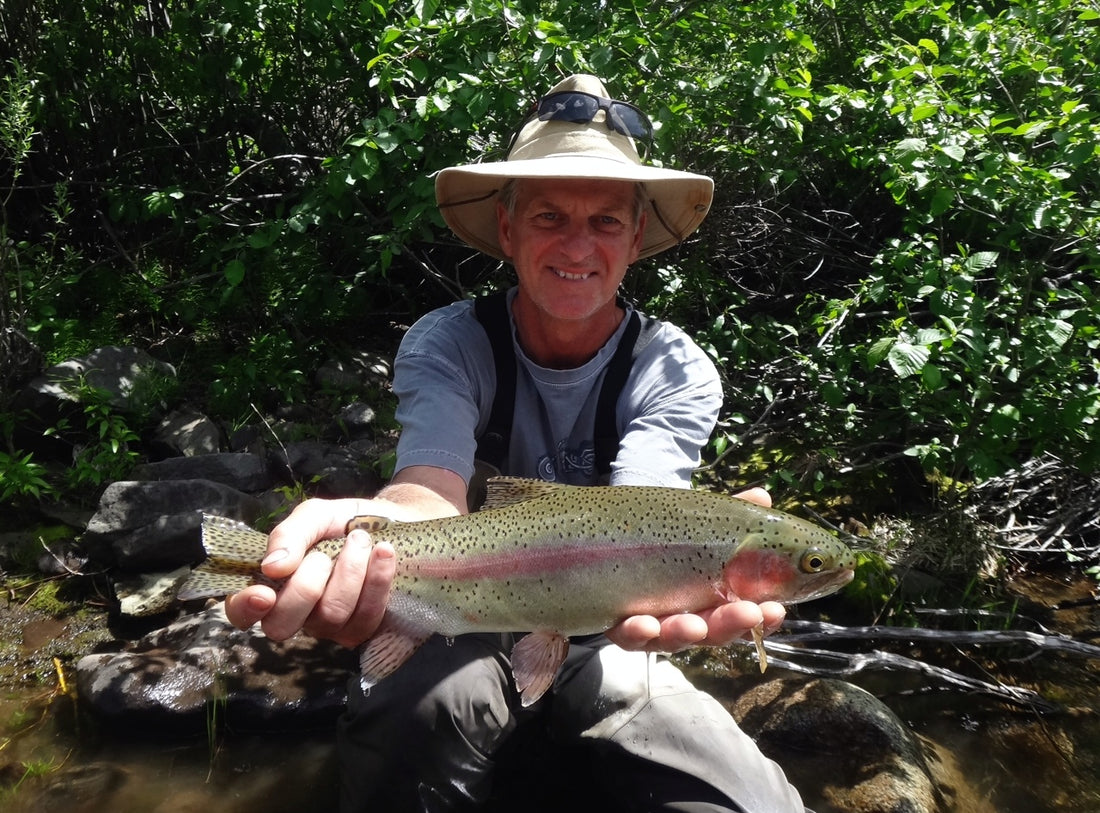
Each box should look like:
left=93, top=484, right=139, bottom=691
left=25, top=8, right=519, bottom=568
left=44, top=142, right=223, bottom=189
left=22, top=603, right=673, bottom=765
left=176, top=514, right=270, bottom=601
left=177, top=565, right=254, bottom=600
left=200, top=513, right=270, bottom=560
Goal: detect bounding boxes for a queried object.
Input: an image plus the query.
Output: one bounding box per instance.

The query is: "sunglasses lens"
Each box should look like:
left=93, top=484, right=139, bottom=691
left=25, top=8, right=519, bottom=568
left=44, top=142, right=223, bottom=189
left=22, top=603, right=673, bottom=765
left=538, top=93, right=600, bottom=124
left=607, top=105, right=652, bottom=140
left=536, top=93, right=651, bottom=140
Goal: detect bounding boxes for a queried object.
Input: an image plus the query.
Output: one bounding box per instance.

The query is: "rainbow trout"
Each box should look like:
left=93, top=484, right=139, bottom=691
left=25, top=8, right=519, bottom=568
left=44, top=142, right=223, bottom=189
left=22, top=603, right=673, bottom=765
left=179, top=477, right=855, bottom=705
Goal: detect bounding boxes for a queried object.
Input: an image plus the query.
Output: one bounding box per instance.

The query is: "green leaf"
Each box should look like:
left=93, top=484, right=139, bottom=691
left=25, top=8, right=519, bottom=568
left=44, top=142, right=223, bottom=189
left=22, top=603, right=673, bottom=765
left=930, top=187, right=954, bottom=216
left=1039, top=318, right=1074, bottom=350
left=911, top=103, right=939, bottom=122
left=894, top=138, right=927, bottom=159
left=922, top=363, right=943, bottom=390
left=867, top=336, right=895, bottom=368
left=414, top=0, right=439, bottom=22
left=918, top=39, right=939, bottom=59
left=887, top=341, right=931, bottom=378
left=223, top=259, right=246, bottom=288
left=963, top=251, right=999, bottom=273
left=915, top=328, right=949, bottom=345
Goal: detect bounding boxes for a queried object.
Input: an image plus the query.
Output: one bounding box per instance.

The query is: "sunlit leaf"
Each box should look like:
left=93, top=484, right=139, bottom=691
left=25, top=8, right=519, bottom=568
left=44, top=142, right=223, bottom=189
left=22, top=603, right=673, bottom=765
left=888, top=342, right=931, bottom=378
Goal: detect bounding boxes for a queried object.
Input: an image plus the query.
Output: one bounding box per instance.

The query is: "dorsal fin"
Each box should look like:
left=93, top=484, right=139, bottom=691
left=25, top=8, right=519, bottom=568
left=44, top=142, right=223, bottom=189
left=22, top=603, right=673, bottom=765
left=346, top=515, right=393, bottom=534
left=481, top=477, right=567, bottom=511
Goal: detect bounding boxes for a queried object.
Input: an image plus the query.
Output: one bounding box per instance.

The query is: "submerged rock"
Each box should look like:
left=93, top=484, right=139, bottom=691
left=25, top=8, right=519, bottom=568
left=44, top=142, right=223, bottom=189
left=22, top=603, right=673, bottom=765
left=75, top=603, right=356, bottom=731
left=730, top=677, right=986, bottom=813
left=15, top=762, right=130, bottom=813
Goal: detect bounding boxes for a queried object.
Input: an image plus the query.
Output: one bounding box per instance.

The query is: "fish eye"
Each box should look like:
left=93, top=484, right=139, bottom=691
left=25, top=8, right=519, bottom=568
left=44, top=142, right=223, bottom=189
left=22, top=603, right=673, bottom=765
left=800, top=548, right=828, bottom=573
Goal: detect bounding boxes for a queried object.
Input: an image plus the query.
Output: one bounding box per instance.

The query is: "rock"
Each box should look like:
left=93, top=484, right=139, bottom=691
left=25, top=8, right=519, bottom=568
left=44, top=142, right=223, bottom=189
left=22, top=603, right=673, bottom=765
left=113, top=565, right=192, bottom=616
left=335, top=401, right=377, bottom=436
left=75, top=604, right=356, bottom=730
left=37, top=540, right=90, bottom=576
left=315, top=358, right=365, bottom=392
left=151, top=407, right=222, bottom=456
left=10, top=345, right=176, bottom=460
left=731, top=678, right=947, bottom=813
left=133, top=452, right=274, bottom=492
left=276, top=440, right=382, bottom=498
left=315, top=351, right=392, bottom=392
left=229, top=424, right=267, bottom=455
left=18, top=762, right=129, bottom=813
left=17, top=345, right=176, bottom=413
left=82, top=479, right=263, bottom=570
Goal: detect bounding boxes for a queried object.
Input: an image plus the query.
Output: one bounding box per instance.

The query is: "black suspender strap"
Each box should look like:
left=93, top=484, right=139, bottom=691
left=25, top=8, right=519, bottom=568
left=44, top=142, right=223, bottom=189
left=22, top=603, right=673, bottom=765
left=473, top=293, right=660, bottom=476
left=473, top=292, right=516, bottom=471
left=593, top=304, right=661, bottom=476
left=592, top=310, right=640, bottom=476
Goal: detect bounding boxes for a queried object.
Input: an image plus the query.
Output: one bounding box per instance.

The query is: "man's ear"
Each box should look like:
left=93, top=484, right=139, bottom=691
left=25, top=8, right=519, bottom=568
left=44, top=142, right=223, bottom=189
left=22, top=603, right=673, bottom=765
left=629, top=211, right=647, bottom=263
left=496, top=202, right=513, bottom=259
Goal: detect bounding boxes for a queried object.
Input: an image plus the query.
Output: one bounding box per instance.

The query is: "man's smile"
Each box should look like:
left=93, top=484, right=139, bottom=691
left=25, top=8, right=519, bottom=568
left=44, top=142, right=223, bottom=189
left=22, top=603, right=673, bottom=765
left=552, top=267, right=594, bottom=281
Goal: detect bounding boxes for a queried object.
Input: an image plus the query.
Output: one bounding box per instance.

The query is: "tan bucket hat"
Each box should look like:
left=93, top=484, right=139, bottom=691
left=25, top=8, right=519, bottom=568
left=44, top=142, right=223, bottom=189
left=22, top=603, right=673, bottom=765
left=434, top=74, right=714, bottom=261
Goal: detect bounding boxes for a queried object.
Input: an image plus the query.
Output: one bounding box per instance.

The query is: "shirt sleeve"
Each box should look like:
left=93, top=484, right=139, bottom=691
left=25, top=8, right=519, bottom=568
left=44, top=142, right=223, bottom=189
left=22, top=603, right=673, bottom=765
left=609, top=322, right=724, bottom=488
left=391, top=302, right=495, bottom=485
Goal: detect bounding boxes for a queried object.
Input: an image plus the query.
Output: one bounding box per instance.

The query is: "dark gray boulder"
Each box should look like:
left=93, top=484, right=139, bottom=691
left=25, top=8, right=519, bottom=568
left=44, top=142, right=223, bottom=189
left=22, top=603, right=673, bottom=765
left=133, top=452, right=274, bottom=492
left=75, top=603, right=357, bottom=731
left=83, top=479, right=263, bottom=570
left=731, top=677, right=952, bottom=813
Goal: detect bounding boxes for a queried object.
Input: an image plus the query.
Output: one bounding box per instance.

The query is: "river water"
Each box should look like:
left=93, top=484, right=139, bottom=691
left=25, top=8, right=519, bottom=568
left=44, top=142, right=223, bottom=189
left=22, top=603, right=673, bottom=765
left=1, top=568, right=1098, bottom=812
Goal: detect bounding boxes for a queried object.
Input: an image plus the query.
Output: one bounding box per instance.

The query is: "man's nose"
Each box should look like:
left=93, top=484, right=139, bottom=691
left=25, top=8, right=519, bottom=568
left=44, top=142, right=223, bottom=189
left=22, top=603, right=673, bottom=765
left=558, top=219, right=597, bottom=260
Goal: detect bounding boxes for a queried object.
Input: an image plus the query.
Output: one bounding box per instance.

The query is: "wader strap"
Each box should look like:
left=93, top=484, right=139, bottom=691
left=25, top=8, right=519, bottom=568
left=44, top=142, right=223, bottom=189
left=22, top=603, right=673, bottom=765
left=473, top=293, right=659, bottom=476
left=474, top=291, right=516, bottom=471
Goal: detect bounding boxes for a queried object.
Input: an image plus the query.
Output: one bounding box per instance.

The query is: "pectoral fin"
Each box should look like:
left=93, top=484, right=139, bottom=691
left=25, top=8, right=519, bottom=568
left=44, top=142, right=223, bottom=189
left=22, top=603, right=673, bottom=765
left=358, top=613, right=433, bottom=692
left=751, top=622, right=768, bottom=674
left=510, top=630, right=570, bottom=707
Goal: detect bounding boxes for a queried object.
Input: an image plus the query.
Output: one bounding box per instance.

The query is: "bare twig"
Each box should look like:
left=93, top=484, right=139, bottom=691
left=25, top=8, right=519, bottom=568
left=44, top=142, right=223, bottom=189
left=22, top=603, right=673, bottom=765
left=780, top=619, right=1100, bottom=661
left=755, top=639, right=1058, bottom=711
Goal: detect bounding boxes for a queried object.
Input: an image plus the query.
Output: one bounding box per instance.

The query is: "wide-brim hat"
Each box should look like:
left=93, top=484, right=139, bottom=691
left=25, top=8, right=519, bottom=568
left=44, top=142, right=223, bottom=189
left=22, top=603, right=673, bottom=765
left=435, top=74, right=714, bottom=261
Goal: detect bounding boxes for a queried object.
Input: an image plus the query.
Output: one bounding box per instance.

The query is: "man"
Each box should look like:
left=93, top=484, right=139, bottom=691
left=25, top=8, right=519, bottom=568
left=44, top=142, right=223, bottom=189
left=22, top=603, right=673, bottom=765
left=225, top=74, right=808, bottom=812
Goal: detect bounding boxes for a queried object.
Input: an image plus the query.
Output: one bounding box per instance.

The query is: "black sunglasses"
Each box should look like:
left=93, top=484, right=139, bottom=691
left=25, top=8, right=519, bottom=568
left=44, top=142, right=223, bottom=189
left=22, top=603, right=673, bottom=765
left=507, top=90, right=654, bottom=159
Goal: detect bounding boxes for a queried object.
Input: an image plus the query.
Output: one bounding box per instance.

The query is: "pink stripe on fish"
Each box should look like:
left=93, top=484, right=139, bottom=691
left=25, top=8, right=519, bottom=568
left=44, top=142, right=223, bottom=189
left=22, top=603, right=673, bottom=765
left=403, top=541, right=713, bottom=581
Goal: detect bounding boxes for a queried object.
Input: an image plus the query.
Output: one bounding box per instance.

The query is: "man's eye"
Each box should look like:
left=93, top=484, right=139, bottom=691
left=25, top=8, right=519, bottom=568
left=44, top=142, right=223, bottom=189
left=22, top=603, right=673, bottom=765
left=595, top=215, right=625, bottom=230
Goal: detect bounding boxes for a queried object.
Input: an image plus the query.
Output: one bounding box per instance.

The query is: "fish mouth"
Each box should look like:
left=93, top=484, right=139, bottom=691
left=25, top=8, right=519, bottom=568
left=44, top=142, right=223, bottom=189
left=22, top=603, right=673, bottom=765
left=786, top=568, right=856, bottom=605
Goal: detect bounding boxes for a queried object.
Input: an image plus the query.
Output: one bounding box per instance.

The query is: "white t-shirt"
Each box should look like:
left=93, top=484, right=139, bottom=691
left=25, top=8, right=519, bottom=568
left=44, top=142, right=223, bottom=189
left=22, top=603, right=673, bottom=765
left=392, top=287, right=723, bottom=489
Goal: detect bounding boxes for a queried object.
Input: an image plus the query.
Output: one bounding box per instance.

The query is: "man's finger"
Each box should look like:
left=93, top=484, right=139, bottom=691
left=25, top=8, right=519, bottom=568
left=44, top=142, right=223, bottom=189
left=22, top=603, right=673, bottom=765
left=303, top=528, right=374, bottom=638
left=329, top=540, right=396, bottom=648
left=261, top=549, right=334, bottom=641
left=224, top=585, right=276, bottom=629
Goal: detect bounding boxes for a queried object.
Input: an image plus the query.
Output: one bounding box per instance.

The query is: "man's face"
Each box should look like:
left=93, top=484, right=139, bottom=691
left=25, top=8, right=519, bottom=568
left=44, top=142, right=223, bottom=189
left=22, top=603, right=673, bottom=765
left=497, top=178, right=646, bottom=324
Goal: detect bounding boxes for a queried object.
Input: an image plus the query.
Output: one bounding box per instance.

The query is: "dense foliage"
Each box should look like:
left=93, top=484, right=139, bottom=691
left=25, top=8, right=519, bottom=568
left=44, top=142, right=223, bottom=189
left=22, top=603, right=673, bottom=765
left=2, top=0, right=1098, bottom=505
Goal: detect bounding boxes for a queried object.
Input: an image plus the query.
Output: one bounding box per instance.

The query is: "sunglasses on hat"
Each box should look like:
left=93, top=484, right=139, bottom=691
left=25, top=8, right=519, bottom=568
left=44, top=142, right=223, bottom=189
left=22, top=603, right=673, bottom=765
left=507, top=90, right=654, bottom=160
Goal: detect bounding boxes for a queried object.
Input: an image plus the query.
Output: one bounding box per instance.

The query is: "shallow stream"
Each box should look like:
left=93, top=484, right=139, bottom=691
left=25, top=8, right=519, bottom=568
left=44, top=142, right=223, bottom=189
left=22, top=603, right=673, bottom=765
left=1, top=568, right=1098, bottom=812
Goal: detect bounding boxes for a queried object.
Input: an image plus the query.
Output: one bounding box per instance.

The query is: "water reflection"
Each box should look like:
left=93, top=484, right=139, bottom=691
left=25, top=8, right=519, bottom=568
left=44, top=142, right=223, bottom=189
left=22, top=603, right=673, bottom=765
left=2, top=568, right=1097, bottom=812
left=1, top=694, right=338, bottom=813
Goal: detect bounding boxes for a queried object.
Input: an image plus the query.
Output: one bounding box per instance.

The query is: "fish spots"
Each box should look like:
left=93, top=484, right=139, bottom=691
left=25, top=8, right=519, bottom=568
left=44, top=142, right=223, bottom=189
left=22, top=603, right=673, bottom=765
left=402, top=540, right=671, bottom=582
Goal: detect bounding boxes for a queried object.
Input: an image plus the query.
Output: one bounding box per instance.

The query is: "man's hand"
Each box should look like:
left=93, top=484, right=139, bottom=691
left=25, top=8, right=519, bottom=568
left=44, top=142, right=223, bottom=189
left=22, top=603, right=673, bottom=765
left=223, top=498, right=397, bottom=648
left=604, top=485, right=785, bottom=653
left=223, top=465, right=466, bottom=648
